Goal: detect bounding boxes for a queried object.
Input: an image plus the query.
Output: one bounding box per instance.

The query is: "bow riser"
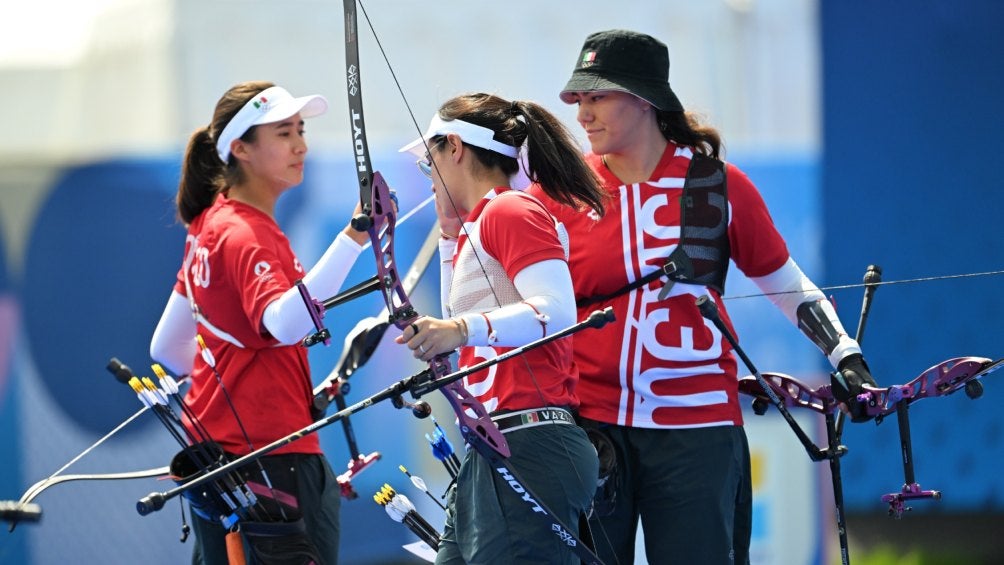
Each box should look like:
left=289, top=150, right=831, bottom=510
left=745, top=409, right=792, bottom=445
left=364, top=171, right=511, bottom=457
left=739, top=356, right=1002, bottom=418
left=740, top=354, right=1002, bottom=521
left=739, top=373, right=835, bottom=414
left=867, top=356, right=1002, bottom=416
left=370, top=173, right=417, bottom=324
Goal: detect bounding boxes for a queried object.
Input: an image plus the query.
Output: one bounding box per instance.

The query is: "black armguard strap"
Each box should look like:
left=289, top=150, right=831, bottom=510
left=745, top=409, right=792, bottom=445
left=796, top=299, right=843, bottom=356
left=578, top=154, right=729, bottom=308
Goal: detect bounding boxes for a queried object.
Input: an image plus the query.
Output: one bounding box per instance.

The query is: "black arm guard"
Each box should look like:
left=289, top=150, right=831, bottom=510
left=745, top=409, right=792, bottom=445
left=796, top=299, right=843, bottom=356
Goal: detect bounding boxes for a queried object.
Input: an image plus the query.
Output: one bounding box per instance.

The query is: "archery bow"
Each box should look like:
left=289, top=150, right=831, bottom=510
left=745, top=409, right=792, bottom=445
left=337, top=2, right=618, bottom=562
left=737, top=358, right=1003, bottom=501
left=340, top=0, right=509, bottom=456
left=6, top=358, right=177, bottom=532
left=702, top=264, right=1003, bottom=565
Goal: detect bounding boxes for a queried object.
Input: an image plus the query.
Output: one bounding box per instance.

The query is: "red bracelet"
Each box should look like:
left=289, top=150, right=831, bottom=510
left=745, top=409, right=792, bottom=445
left=522, top=301, right=548, bottom=339
left=481, top=312, right=496, bottom=344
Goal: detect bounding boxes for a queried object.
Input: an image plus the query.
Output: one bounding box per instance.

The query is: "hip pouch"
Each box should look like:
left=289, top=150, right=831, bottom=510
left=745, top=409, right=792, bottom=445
left=574, top=416, right=620, bottom=517
left=170, top=445, right=322, bottom=564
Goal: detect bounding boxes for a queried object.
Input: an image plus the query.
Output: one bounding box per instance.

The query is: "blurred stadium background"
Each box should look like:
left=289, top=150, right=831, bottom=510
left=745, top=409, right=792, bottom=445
left=1, top=1, right=1001, bottom=563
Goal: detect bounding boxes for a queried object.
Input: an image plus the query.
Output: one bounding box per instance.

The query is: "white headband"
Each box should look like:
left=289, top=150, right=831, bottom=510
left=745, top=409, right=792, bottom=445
left=399, top=114, right=519, bottom=158
left=215, top=86, right=328, bottom=163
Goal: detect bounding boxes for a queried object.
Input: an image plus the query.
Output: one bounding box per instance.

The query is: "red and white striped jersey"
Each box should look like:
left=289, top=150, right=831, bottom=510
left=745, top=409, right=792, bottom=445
left=530, top=144, right=790, bottom=428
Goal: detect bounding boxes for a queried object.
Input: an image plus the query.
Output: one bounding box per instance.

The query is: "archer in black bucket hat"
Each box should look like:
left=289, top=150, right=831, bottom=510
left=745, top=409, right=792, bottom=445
left=560, top=29, right=684, bottom=111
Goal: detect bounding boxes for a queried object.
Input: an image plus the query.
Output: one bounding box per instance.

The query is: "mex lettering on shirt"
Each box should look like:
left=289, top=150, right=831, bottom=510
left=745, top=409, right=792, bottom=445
left=618, top=178, right=728, bottom=426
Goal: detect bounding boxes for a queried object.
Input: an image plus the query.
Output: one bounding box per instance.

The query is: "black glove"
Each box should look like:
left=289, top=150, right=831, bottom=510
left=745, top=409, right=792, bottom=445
left=831, top=353, right=878, bottom=422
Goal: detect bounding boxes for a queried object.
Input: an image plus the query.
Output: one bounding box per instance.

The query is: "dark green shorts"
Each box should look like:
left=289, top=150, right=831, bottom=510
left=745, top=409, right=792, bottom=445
left=586, top=424, right=752, bottom=565
left=435, top=423, right=599, bottom=565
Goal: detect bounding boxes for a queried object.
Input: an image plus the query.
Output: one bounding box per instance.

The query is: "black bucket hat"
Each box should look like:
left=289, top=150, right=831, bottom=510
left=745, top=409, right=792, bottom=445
left=560, top=29, right=684, bottom=112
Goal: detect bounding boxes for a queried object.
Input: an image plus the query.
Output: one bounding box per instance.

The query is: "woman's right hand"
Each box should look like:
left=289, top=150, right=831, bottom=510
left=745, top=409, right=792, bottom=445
left=394, top=315, right=468, bottom=361
left=435, top=190, right=463, bottom=240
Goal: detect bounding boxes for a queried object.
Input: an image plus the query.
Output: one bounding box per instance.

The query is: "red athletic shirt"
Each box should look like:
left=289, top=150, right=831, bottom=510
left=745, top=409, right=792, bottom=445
left=529, top=144, right=790, bottom=428
left=172, top=195, right=319, bottom=455
left=450, top=188, right=578, bottom=413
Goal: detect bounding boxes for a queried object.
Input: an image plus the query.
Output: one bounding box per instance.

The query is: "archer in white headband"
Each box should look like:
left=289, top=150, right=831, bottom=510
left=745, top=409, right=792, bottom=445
left=399, top=114, right=520, bottom=158
left=216, top=86, right=329, bottom=163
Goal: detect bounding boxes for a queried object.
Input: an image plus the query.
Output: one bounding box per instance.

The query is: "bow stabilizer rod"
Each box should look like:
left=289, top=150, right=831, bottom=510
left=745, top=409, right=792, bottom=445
left=696, top=295, right=829, bottom=461
left=135, top=308, right=613, bottom=519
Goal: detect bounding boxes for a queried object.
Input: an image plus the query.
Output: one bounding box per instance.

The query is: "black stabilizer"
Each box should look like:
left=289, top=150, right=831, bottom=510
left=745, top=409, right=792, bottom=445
left=585, top=307, right=617, bottom=328
left=856, top=264, right=882, bottom=344
left=0, top=501, right=42, bottom=524
left=863, top=264, right=882, bottom=285
left=106, top=357, right=135, bottom=384
left=695, top=294, right=718, bottom=320
left=350, top=213, right=372, bottom=232
left=136, top=493, right=166, bottom=516
left=393, top=396, right=432, bottom=419
left=696, top=295, right=827, bottom=461
left=411, top=401, right=432, bottom=419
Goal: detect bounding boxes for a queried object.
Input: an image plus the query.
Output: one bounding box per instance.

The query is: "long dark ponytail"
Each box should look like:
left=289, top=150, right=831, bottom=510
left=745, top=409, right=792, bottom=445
left=438, top=93, right=605, bottom=216
left=656, top=110, right=723, bottom=160
left=176, top=80, right=274, bottom=225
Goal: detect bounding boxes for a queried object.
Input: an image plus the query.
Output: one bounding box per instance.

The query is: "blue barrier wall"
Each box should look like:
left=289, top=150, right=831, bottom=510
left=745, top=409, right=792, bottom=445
left=821, top=0, right=1004, bottom=511
left=0, top=212, right=25, bottom=563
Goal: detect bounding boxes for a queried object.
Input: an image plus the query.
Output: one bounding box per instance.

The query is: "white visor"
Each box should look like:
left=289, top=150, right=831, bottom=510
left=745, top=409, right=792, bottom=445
left=398, top=114, right=519, bottom=159
left=216, top=86, right=328, bottom=163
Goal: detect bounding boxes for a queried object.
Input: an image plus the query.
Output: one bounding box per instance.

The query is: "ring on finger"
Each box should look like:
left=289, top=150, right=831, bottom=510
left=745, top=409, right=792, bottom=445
left=418, top=344, right=426, bottom=353
left=409, top=322, right=420, bottom=336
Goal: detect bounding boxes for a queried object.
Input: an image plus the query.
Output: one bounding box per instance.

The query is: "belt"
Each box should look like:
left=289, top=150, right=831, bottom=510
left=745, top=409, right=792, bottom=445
left=491, top=407, right=575, bottom=434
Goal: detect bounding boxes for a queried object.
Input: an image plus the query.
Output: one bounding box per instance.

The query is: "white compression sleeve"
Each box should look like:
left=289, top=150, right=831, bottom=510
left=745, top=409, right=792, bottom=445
left=150, top=290, right=198, bottom=376
left=460, top=259, right=576, bottom=347
left=263, top=232, right=364, bottom=345
left=751, top=257, right=861, bottom=367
